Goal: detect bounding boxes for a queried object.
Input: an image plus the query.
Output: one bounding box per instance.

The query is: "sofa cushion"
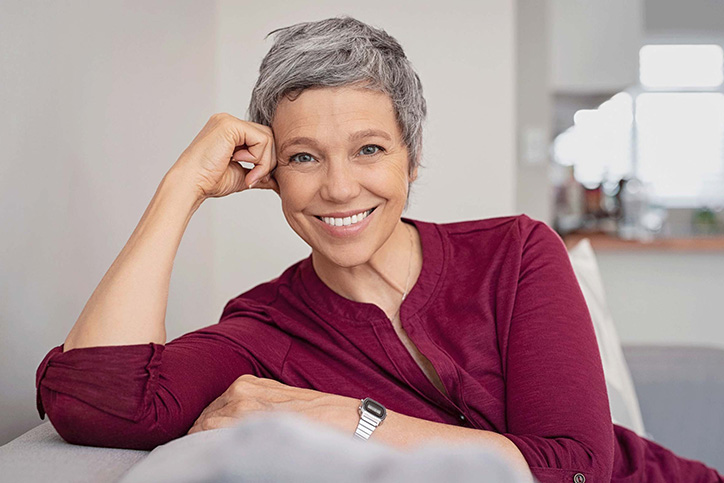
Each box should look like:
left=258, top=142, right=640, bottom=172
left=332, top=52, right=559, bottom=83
left=567, top=238, right=647, bottom=437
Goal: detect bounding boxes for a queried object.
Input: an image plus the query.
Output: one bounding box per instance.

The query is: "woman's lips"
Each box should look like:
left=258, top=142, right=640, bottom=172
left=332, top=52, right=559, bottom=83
left=314, top=207, right=377, bottom=238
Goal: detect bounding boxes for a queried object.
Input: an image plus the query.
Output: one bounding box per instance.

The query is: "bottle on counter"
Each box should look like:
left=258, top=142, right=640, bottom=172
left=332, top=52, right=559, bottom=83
left=551, top=164, right=584, bottom=236
left=618, top=175, right=667, bottom=241
left=618, top=175, right=649, bottom=241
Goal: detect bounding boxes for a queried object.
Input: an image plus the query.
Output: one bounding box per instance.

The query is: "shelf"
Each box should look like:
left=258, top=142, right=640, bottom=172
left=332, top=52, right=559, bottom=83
left=563, top=232, right=724, bottom=252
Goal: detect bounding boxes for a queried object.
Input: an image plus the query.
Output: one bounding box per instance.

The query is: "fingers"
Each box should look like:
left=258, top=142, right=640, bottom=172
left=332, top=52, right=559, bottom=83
left=187, top=377, right=309, bottom=435
left=241, top=126, right=276, bottom=189
left=187, top=415, right=241, bottom=435
left=215, top=114, right=277, bottom=191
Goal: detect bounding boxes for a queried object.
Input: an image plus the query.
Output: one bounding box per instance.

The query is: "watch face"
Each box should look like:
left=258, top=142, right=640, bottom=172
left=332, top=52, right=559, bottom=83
left=362, top=398, right=387, bottom=419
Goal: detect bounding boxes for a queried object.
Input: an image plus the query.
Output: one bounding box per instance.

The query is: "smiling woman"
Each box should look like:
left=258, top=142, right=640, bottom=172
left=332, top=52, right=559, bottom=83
left=34, top=16, right=723, bottom=483
left=272, top=86, right=418, bottom=281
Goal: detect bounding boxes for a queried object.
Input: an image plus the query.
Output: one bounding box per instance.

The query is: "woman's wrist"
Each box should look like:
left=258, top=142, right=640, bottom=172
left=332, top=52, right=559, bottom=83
left=162, top=167, right=207, bottom=213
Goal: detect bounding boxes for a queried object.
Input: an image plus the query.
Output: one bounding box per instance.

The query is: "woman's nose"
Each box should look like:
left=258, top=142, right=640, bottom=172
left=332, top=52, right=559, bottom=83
left=320, top=159, right=361, bottom=203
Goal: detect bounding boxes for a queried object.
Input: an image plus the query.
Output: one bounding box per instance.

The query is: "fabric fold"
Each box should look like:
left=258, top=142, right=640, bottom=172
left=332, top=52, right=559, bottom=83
left=36, top=343, right=165, bottom=422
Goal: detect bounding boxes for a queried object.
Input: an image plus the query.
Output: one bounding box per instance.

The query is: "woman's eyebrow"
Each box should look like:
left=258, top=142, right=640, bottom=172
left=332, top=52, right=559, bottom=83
left=278, top=129, right=392, bottom=153
left=278, top=136, right=319, bottom=153
left=348, top=129, right=392, bottom=143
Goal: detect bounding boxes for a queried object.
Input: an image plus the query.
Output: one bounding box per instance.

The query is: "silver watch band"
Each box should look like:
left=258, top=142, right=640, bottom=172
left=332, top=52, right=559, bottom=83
left=353, top=410, right=383, bottom=440
left=354, top=398, right=386, bottom=441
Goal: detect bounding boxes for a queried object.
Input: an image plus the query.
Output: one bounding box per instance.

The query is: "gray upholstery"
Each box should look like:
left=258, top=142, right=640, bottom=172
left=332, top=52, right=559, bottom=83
left=117, top=412, right=527, bottom=483
left=0, top=420, right=147, bottom=482
left=622, top=344, right=724, bottom=474
left=2, top=344, right=722, bottom=482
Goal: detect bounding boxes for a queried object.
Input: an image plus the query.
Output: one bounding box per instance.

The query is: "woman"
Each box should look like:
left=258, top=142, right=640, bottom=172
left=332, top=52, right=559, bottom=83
left=36, top=17, right=722, bottom=483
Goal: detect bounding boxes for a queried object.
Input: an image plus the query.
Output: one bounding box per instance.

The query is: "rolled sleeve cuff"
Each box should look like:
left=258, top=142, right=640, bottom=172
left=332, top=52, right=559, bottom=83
left=503, top=433, right=609, bottom=483
left=36, top=343, right=165, bottom=422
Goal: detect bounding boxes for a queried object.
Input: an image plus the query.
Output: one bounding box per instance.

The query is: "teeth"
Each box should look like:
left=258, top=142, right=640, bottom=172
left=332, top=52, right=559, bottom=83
left=321, top=209, right=372, bottom=227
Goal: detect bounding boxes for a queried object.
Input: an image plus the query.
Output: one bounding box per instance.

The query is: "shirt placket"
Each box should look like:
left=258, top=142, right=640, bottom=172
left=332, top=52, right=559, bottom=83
left=371, top=315, right=474, bottom=427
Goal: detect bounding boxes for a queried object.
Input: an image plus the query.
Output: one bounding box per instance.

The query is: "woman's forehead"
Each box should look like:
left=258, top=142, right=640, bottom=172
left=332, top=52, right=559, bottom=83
left=272, top=86, right=401, bottom=146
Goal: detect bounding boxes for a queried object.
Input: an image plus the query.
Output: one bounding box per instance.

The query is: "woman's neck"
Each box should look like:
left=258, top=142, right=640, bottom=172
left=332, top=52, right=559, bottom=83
left=311, top=220, right=422, bottom=320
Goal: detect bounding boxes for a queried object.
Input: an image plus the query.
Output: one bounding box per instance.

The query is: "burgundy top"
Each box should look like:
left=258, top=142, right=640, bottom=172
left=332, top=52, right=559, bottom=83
left=36, top=214, right=723, bottom=483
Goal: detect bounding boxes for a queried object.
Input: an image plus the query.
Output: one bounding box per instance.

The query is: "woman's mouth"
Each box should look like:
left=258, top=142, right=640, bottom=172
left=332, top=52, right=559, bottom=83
left=314, top=206, right=376, bottom=227
left=313, top=206, right=378, bottom=238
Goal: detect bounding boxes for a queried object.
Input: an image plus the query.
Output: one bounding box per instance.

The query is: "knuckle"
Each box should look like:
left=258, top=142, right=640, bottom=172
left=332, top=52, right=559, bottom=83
left=202, top=417, right=220, bottom=431
left=209, top=112, right=226, bottom=123
left=232, top=399, right=250, bottom=411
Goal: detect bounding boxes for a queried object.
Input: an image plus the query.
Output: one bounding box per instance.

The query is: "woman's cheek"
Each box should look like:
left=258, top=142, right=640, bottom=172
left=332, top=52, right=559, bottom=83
left=371, top=165, right=410, bottom=197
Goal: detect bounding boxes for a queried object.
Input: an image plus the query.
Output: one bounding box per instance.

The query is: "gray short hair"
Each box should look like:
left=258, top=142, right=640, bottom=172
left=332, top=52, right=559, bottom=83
left=247, top=16, right=427, bottom=183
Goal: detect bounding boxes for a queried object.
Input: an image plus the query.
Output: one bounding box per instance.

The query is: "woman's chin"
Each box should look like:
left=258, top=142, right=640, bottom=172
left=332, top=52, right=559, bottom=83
left=314, top=246, right=373, bottom=269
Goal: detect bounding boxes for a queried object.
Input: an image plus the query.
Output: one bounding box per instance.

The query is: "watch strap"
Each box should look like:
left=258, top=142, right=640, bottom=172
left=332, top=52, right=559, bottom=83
left=354, top=398, right=386, bottom=441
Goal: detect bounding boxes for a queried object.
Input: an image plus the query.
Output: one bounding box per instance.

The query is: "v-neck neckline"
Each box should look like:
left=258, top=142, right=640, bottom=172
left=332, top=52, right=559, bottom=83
left=298, top=217, right=445, bottom=327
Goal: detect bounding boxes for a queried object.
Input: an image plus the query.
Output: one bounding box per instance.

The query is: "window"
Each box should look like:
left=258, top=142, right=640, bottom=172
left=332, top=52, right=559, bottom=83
left=554, top=44, right=724, bottom=208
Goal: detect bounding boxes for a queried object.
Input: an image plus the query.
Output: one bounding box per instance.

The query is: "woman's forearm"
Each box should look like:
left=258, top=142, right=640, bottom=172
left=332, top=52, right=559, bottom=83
left=379, top=410, right=532, bottom=480
left=64, top=169, right=204, bottom=351
left=325, top=397, right=534, bottom=482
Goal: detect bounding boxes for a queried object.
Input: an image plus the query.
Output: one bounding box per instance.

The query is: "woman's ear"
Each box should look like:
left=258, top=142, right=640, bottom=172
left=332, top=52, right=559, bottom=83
left=410, top=165, right=419, bottom=183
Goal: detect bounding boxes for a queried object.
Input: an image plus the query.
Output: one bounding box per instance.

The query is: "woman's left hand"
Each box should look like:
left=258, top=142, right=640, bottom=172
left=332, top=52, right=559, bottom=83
left=186, top=374, right=358, bottom=435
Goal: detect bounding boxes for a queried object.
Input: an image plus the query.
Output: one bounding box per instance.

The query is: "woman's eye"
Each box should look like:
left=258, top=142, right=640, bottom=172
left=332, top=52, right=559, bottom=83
left=289, top=153, right=315, bottom=163
left=359, top=145, right=383, bottom=156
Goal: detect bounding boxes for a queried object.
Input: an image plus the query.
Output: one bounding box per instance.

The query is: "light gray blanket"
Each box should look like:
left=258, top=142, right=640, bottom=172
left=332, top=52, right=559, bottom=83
left=119, top=412, right=532, bottom=483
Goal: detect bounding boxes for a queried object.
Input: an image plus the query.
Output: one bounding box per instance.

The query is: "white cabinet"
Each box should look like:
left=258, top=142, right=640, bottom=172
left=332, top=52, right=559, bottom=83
left=550, top=0, right=643, bottom=94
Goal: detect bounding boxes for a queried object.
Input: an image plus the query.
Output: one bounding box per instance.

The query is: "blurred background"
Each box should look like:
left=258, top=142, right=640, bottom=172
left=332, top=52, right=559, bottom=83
left=1, top=0, right=723, bottom=446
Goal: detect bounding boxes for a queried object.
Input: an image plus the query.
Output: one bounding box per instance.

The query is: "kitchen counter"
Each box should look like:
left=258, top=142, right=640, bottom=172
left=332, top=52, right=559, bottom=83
left=563, top=232, right=724, bottom=252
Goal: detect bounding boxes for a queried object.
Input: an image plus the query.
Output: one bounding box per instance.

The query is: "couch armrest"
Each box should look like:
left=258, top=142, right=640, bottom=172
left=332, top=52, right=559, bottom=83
left=0, top=421, right=148, bottom=482
left=622, top=344, right=724, bottom=473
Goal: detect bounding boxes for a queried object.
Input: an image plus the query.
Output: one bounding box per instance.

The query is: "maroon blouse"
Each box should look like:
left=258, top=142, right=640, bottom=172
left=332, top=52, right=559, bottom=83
left=36, top=214, right=723, bottom=482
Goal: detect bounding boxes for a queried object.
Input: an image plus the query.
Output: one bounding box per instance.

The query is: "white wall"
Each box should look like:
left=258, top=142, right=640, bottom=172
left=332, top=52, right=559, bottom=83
left=0, top=1, right=219, bottom=445
left=0, top=0, right=518, bottom=445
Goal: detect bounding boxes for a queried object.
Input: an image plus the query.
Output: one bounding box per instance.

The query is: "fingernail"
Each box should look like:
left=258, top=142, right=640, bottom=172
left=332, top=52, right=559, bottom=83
left=248, top=178, right=258, bottom=189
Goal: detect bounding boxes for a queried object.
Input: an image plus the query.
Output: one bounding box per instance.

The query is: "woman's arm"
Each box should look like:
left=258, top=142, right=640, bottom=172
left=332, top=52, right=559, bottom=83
left=179, top=375, right=535, bottom=480
left=499, top=216, right=615, bottom=483
left=63, top=169, right=202, bottom=350
left=336, top=398, right=535, bottom=481
left=37, top=115, right=281, bottom=448
left=37, top=315, right=281, bottom=450
left=63, top=113, right=277, bottom=351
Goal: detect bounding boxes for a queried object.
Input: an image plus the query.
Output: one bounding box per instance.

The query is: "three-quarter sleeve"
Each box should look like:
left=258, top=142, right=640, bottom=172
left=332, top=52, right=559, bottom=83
left=36, top=303, right=288, bottom=450
left=501, top=217, right=615, bottom=483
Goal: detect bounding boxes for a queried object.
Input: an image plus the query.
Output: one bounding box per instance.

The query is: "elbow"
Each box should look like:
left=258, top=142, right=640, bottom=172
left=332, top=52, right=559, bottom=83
left=36, top=342, right=180, bottom=450
left=42, top=388, right=175, bottom=451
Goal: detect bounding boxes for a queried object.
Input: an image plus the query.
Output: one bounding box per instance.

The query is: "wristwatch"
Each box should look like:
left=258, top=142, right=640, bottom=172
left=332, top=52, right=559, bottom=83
left=353, top=397, right=387, bottom=441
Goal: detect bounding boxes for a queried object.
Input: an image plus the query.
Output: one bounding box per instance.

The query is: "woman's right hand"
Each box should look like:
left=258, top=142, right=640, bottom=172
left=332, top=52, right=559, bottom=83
left=170, top=113, right=279, bottom=201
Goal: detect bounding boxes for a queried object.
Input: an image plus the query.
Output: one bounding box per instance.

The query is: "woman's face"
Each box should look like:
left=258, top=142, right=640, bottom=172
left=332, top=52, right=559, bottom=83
left=271, top=85, right=417, bottom=268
